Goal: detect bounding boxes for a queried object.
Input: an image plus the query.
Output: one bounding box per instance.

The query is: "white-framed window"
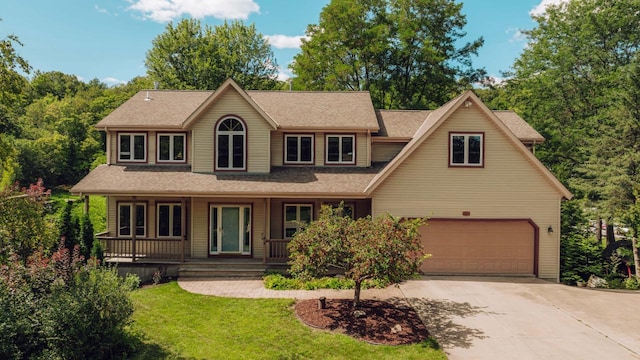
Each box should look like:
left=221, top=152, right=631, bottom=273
left=326, top=134, right=355, bottom=164
left=285, top=134, right=314, bottom=164
left=216, top=117, right=246, bottom=170
left=327, top=202, right=355, bottom=219
left=449, top=132, right=484, bottom=167
left=157, top=133, right=186, bottom=163
left=118, top=133, right=147, bottom=162
left=157, top=203, right=182, bottom=237
left=118, top=202, right=146, bottom=237
left=284, top=204, right=313, bottom=238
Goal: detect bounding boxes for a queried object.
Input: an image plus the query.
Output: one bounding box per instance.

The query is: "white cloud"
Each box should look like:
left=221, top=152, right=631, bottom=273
left=264, top=34, right=308, bottom=49
left=530, top=0, right=569, bottom=16
left=95, top=5, right=109, bottom=14
left=103, top=77, right=127, bottom=86
left=507, top=28, right=527, bottom=43
left=126, top=0, right=260, bottom=22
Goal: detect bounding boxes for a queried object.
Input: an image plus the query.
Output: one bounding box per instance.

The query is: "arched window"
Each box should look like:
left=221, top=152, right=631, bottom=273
left=216, top=117, right=246, bottom=170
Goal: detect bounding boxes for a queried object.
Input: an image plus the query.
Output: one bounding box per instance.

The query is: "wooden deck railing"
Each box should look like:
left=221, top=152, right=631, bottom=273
left=96, top=232, right=186, bottom=262
left=263, top=238, right=291, bottom=264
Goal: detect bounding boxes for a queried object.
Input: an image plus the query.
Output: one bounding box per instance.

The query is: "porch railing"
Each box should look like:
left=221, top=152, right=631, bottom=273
left=263, top=238, right=291, bottom=264
left=96, top=231, right=186, bottom=262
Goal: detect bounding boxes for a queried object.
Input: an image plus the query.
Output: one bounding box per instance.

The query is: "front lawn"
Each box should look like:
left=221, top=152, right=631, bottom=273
left=129, top=282, right=446, bottom=360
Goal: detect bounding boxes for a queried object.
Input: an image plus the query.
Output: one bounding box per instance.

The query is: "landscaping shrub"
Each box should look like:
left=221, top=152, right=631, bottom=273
left=625, top=277, right=640, bottom=290
left=0, top=243, right=139, bottom=359
left=263, top=273, right=388, bottom=291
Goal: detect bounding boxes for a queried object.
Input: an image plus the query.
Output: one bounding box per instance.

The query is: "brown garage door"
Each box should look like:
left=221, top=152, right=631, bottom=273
left=419, top=219, right=535, bottom=275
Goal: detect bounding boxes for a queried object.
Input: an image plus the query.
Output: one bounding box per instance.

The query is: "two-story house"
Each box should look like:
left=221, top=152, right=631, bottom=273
left=71, top=79, right=571, bottom=281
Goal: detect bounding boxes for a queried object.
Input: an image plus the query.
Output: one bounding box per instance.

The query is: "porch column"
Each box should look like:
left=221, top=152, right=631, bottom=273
left=83, top=195, right=89, bottom=214
left=181, top=198, right=187, bottom=263
left=131, top=196, right=136, bottom=262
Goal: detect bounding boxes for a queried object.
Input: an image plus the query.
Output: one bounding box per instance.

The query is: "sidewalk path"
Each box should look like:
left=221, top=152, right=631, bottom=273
left=178, top=277, right=404, bottom=300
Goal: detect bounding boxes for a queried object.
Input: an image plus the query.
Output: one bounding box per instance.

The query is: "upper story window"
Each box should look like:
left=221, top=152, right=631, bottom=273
left=216, top=117, right=246, bottom=171
left=157, top=133, right=186, bottom=163
left=450, top=132, right=484, bottom=167
left=118, top=202, right=146, bottom=237
left=118, top=133, right=146, bottom=162
left=285, top=134, right=314, bottom=164
left=326, top=134, right=355, bottom=164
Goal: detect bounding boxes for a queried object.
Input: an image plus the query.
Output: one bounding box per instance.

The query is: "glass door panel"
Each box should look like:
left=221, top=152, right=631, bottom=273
left=221, top=207, right=240, bottom=252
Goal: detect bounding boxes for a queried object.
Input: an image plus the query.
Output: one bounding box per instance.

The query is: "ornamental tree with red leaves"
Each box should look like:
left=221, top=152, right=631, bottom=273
left=288, top=204, right=429, bottom=307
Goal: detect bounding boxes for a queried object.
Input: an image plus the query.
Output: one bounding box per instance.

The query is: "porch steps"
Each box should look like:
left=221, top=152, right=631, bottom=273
left=178, top=260, right=268, bottom=278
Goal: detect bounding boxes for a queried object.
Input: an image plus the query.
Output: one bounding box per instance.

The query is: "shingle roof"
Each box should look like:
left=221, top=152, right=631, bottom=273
left=375, top=110, right=431, bottom=138
left=96, top=90, right=213, bottom=129
left=247, top=91, right=379, bottom=130
left=70, top=164, right=386, bottom=197
left=493, top=111, right=545, bottom=142
left=96, top=87, right=379, bottom=131
left=375, top=109, right=543, bottom=143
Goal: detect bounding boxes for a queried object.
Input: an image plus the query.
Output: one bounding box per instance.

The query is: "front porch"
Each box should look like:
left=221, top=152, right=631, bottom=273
left=96, top=231, right=293, bottom=265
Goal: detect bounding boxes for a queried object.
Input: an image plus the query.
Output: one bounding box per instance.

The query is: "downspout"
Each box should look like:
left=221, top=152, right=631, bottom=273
left=367, top=129, right=371, bottom=167
left=105, top=127, right=111, bottom=165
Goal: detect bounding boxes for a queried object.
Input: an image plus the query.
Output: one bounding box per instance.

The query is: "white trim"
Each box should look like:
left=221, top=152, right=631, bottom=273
left=215, top=117, right=246, bottom=171
left=284, top=203, right=313, bottom=238
left=117, top=202, right=146, bottom=237
left=325, top=134, right=356, bottom=164
left=118, top=133, right=147, bottom=162
left=157, top=133, right=186, bottom=163
left=284, top=134, right=314, bottom=164
left=449, top=133, right=484, bottom=166
left=209, top=204, right=251, bottom=255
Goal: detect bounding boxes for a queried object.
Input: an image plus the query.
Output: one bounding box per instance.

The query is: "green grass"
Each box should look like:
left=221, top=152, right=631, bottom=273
left=129, top=282, right=446, bottom=360
left=49, top=190, right=106, bottom=232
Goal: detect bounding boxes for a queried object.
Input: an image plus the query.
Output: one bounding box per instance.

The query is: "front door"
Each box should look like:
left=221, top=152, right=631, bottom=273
left=210, top=205, right=251, bottom=255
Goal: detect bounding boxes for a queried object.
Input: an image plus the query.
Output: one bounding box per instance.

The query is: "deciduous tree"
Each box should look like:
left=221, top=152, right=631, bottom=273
left=145, top=19, right=278, bottom=90
left=288, top=205, right=427, bottom=307
left=291, top=0, right=485, bottom=109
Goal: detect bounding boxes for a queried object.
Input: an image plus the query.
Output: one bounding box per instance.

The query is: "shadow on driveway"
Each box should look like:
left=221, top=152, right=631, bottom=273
left=405, top=297, right=496, bottom=349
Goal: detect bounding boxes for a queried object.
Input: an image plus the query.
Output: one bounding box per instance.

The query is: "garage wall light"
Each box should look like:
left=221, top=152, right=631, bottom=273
left=547, top=225, right=553, bottom=234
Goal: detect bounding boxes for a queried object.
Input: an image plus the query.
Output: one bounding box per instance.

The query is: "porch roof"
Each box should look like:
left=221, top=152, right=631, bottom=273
left=70, top=163, right=385, bottom=198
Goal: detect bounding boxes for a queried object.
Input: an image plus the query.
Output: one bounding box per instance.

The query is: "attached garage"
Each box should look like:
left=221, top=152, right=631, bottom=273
left=419, top=219, right=537, bottom=276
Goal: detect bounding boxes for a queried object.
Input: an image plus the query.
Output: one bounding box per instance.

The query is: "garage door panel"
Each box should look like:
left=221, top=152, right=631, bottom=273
left=420, top=220, right=535, bottom=275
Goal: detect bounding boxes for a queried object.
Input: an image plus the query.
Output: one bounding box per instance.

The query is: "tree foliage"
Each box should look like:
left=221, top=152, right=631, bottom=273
left=0, top=179, right=55, bottom=263
left=145, top=19, right=279, bottom=90
left=0, top=244, right=139, bottom=359
left=487, top=0, right=640, bottom=278
left=291, top=0, right=485, bottom=109
left=288, top=205, right=427, bottom=306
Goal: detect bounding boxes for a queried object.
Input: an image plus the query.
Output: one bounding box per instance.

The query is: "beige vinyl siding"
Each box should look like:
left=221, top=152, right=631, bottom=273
left=371, top=106, right=563, bottom=280
left=271, top=132, right=284, bottom=166
left=357, top=132, right=368, bottom=167
left=191, top=197, right=266, bottom=259
left=371, top=142, right=406, bottom=162
left=191, top=88, right=271, bottom=173
left=148, top=132, right=156, bottom=165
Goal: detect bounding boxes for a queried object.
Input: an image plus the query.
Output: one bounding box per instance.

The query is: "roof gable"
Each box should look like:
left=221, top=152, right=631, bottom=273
left=182, top=78, right=278, bottom=129
left=365, top=91, right=572, bottom=199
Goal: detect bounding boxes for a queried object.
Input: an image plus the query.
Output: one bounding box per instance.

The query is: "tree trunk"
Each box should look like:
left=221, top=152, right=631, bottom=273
left=353, top=280, right=362, bottom=308
left=597, top=218, right=603, bottom=242
left=606, top=224, right=615, bottom=246
left=632, top=236, right=640, bottom=279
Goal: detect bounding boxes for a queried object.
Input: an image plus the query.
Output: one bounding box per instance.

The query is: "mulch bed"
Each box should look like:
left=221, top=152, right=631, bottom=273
left=295, top=298, right=429, bottom=345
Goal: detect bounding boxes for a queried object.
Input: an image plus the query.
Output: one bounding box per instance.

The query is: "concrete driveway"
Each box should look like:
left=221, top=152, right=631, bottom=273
left=399, top=276, right=640, bottom=360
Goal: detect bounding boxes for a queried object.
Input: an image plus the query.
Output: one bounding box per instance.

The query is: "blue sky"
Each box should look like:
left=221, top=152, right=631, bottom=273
left=0, top=0, right=564, bottom=86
